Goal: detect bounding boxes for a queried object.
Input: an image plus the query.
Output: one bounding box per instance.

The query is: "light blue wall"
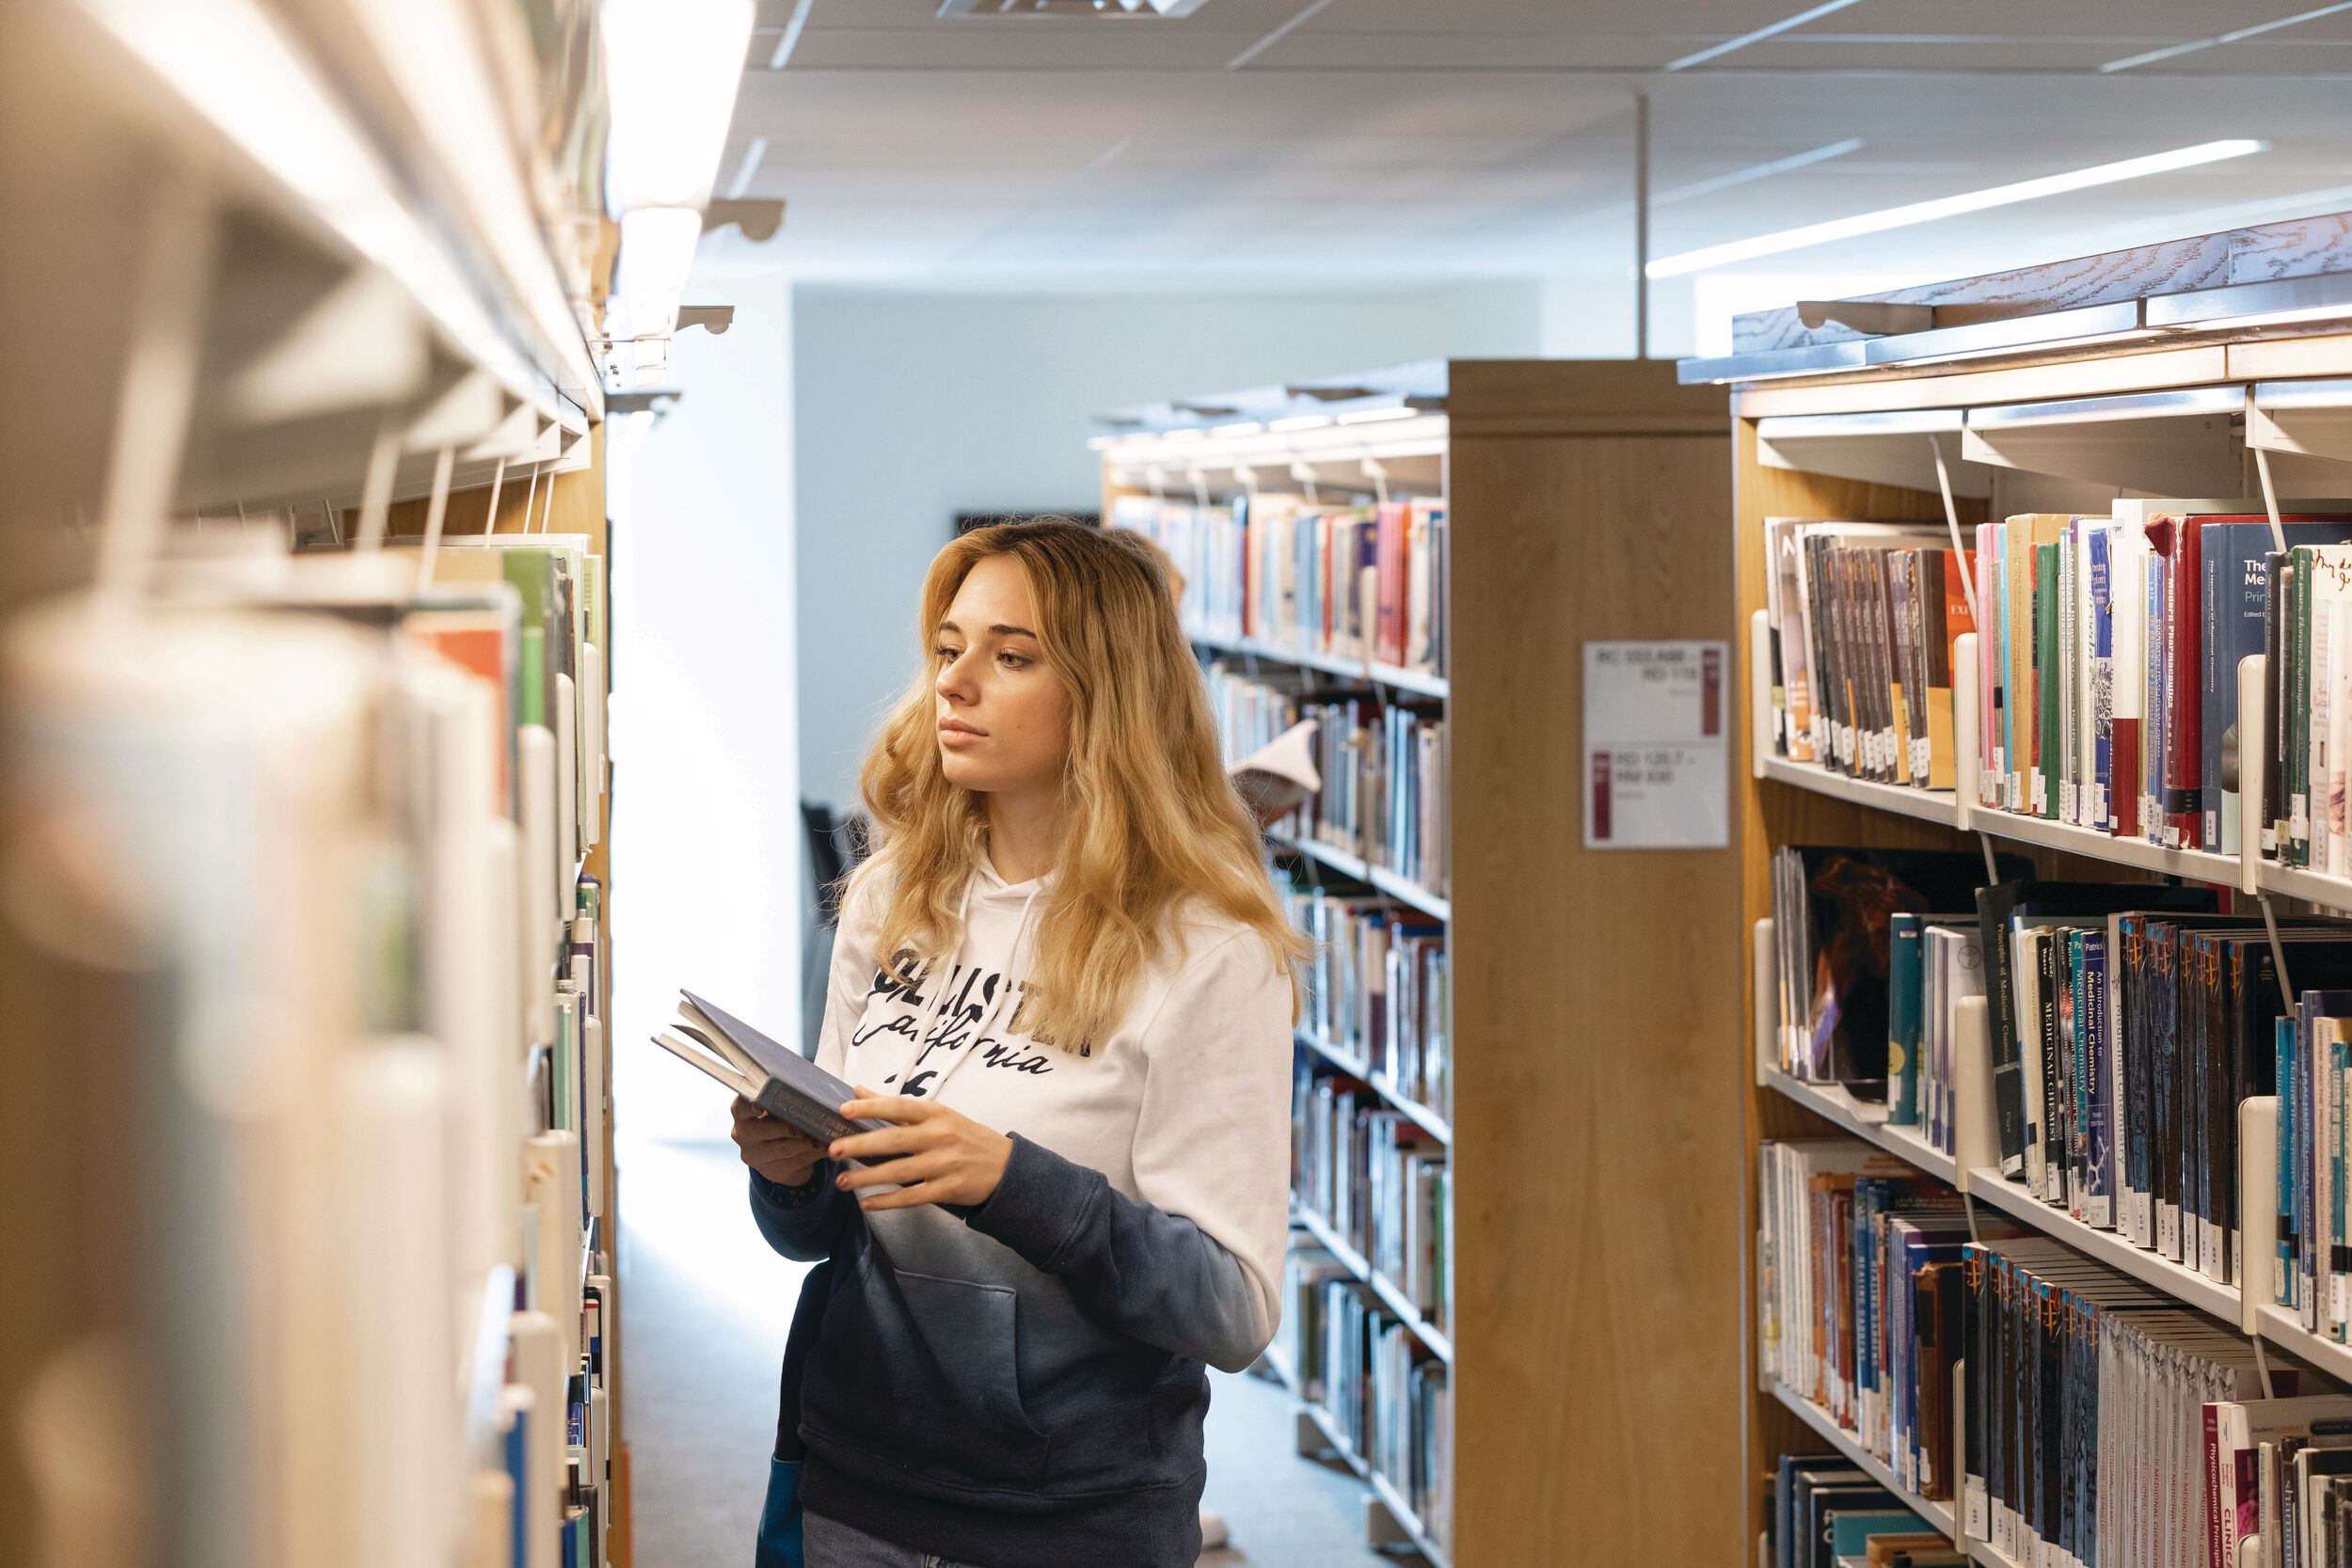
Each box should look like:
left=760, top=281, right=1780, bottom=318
left=792, top=281, right=1544, bottom=816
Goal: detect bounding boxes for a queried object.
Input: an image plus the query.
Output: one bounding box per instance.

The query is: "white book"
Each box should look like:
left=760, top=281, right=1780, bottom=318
left=2109, top=522, right=2146, bottom=835
left=2333, top=600, right=2352, bottom=875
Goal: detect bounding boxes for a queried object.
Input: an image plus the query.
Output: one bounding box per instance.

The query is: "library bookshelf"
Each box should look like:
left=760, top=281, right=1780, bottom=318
left=1095, top=359, right=1743, bottom=1568
left=1689, top=213, right=2352, bottom=1562
left=0, top=6, right=625, bottom=1565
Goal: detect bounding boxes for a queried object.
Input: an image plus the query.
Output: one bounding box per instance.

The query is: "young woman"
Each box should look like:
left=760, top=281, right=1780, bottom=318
left=731, top=518, right=1302, bottom=1568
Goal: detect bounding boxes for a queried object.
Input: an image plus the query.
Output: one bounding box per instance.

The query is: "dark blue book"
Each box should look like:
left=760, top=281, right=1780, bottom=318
left=1777, top=1456, right=1866, bottom=1568
left=2202, top=518, right=2352, bottom=852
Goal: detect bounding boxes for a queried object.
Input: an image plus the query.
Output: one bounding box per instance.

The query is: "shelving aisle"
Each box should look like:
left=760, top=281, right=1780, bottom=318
left=0, top=3, right=641, bottom=1564
left=1690, top=213, right=2352, bottom=1566
left=1094, top=360, right=1744, bottom=1568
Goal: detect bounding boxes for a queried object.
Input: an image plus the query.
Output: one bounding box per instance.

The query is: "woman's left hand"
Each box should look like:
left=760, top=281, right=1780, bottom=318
left=830, top=1086, right=1014, bottom=1212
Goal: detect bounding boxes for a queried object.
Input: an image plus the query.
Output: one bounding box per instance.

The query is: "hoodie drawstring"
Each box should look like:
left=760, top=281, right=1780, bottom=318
left=866, top=873, right=1044, bottom=1103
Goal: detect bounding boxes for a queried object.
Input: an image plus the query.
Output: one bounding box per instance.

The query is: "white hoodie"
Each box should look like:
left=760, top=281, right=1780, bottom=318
left=752, top=851, right=1295, bottom=1567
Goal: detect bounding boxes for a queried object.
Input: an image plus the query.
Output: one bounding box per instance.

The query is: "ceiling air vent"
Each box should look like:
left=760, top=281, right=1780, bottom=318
left=937, top=0, right=1209, bottom=16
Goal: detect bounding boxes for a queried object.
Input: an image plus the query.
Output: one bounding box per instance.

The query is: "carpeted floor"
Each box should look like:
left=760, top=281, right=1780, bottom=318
left=620, top=1137, right=1421, bottom=1568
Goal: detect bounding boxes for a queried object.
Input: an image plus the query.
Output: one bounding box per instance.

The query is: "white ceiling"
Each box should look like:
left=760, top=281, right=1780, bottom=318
left=705, top=1, right=2352, bottom=295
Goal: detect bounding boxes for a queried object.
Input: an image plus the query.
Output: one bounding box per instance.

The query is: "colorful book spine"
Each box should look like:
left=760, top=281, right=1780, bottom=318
left=2295, top=546, right=2314, bottom=864
left=2146, top=548, right=2170, bottom=846
left=2112, top=527, right=2143, bottom=839
left=2167, top=513, right=2206, bottom=848
left=1890, top=913, right=1923, bottom=1126
left=2037, top=541, right=2061, bottom=819
left=2090, top=527, right=2114, bottom=832
left=2082, top=929, right=2110, bottom=1228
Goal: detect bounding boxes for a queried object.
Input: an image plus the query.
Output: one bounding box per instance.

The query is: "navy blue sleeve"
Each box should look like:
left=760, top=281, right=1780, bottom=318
left=963, top=1132, right=1269, bottom=1372
left=749, top=1163, right=853, bottom=1261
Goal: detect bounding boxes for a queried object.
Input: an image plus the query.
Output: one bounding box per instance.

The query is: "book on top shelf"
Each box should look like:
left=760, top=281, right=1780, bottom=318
left=1112, top=491, right=1447, bottom=678
left=1763, top=519, right=1973, bottom=786
left=1926, top=502, right=2352, bottom=852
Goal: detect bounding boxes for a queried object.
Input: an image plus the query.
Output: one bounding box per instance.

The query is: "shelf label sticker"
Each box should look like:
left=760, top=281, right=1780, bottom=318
left=1582, top=640, right=1730, bottom=850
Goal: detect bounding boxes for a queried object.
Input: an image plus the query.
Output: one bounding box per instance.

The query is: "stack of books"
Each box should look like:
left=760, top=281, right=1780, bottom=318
left=5, top=527, right=618, bottom=1566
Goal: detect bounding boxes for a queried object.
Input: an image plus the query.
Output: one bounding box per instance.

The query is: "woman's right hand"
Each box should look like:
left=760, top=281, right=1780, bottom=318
left=731, top=1096, right=826, bottom=1187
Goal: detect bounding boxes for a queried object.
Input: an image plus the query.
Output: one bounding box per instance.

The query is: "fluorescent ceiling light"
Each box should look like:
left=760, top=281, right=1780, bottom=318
left=1655, top=139, right=1863, bottom=207
left=2101, top=1, right=2352, bottom=71
left=601, top=0, right=755, bottom=213
left=1645, top=138, right=2267, bottom=278
left=1269, top=414, right=1331, bottom=432
left=768, top=0, right=815, bottom=69
left=1163, top=427, right=1204, bottom=441
left=1212, top=421, right=1263, bottom=437
left=1227, top=0, right=1335, bottom=71
left=614, top=206, right=702, bottom=341
left=1663, top=0, right=1865, bottom=71
left=1335, top=405, right=1419, bottom=425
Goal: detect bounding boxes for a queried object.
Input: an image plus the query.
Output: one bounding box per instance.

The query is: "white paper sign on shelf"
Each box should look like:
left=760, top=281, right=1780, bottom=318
left=1582, top=640, right=1730, bottom=849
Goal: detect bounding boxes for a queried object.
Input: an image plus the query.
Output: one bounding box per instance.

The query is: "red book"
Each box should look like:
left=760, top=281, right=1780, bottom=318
left=2166, top=515, right=2203, bottom=848
left=1374, top=500, right=1408, bottom=667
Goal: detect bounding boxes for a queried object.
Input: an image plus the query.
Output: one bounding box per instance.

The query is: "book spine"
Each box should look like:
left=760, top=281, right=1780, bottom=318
left=2090, top=528, right=2113, bottom=834
left=2009, top=517, right=2030, bottom=811
left=2112, top=530, right=2143, bottom=838
left=2039, top=542, right=2061, bottom=817
left=2296, top=548, right=2314, bottom=864
left=2271, top=556, right=2292, bottom=857
left=1891, top=913, right=1921, bottom=1125
left=2146, top=550, right=2169, bottom=845
left=1980, top=541, right=2002, bottom=806
left=2169, top=515, right=2204, bottom=847
left=2086, top=931, right=2111, bottom=1227
left=2060, top=526, right=2079, bottom=824
left=2312, top=582, right=2335, bottom=872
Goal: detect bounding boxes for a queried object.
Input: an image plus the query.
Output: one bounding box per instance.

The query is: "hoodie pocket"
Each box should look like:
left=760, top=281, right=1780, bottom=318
left=803, top=1256, right=1048, bottom=1492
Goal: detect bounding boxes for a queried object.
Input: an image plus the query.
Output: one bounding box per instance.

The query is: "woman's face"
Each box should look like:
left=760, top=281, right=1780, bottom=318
left=933, top=553, right=1073, bottom=797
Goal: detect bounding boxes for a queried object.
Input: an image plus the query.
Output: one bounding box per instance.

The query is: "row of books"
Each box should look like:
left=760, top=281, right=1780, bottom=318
left=1772, top=1454, right=1947, bottom=1568
left=1280, top=1243, right=1453, bottom=1550
left=1281, top=875, right=1451, bottom=1122
left=15, top=526, right=620, bottom=1568
left=382, top=532, right=623, bottom=1568
left=1759, top=1140, right=1998, bottom=1502
left=1758, top=1133, right=2352, bottom=1568
left=1766, top=519, right=1974, bottom=788
left=1961, top=1234, right=2343, bottom=1568
left=1297, top=693, right=1450, bottom=895
left=1293, top=1062, right=1451, bottom=1329
left=1110, top=493, right=1448, bottom=675
left=1781, top=840, right=2352, bottom=1358
left=1769, top=503, right=2352, bottom=872
left=1217, top=662, right=1451, bottom=904
left=1960, top=505, right=2352, bottom=850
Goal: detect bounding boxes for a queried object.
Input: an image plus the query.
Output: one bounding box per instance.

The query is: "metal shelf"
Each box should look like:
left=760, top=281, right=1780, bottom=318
left=1970, top=803, right=2242, bottom=884
left=77, top=0, right=600, bottom=432
left=1300, top=1032, right=1452, bottom=1145
left=1272, top=832, right=1452, bottom=922
left=1195, top=629, right=1449, bottom=699
left=1758, top=757, right=1958, bottom=828
left=1296, top=1400, right=1453, bottom=1568
left=1763, top=1069, right=1955, bottom=1185
left=1292, top=1201, right=1454, bottom=1364
left=1961, top=1166, right=2240, bottom=1323
left=1768, top=1381, right=1957, bottom=1541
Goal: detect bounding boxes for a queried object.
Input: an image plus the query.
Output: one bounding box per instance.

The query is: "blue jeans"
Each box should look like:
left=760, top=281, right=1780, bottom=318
left=801, top=1510, right=978, bottom=1568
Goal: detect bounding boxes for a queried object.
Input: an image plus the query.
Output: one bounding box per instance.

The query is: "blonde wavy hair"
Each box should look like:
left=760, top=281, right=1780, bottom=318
left=853, top=517, right=1304, bottom=1051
